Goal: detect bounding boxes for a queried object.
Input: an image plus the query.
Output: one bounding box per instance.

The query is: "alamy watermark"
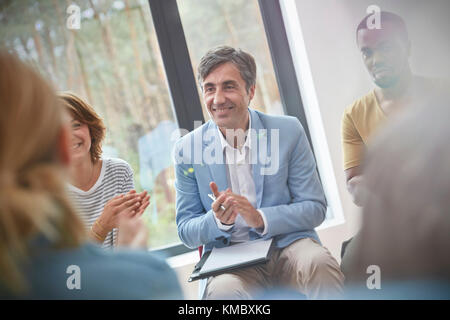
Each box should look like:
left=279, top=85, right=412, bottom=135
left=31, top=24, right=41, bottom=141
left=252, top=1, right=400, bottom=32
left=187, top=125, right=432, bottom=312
left=366, top=265, right=381, bottom=290
left=366, top=5, right=381, bottom=30
left=66, top=265, right=81, bottom=290
left=66, top=4, right=81, bottom=30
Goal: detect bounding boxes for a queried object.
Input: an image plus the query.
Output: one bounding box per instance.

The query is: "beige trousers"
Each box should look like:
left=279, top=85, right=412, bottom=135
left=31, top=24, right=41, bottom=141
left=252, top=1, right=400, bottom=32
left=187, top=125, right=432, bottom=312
left=204, top=238, right=345, bottom=300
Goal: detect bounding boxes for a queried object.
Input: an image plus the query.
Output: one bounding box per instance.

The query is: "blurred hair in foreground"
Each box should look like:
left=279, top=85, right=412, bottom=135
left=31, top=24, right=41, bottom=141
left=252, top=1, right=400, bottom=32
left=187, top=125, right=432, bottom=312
left=0, top=50, right=85, bottom=294
left=347, top=92, right=450, bottom=297
left=0, top=51, right=182, bottom=300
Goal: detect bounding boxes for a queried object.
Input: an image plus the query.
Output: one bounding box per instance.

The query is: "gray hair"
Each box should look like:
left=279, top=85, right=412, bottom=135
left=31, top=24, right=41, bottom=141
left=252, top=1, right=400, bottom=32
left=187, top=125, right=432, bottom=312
left=197, top=45, right=257, bottom=92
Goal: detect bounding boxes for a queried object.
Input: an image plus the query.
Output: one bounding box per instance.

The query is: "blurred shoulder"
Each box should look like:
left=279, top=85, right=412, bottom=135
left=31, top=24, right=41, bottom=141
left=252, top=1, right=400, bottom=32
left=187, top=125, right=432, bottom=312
left=89, top=245, right=182, bottom=299
left=1, top=241, right=182, bottom=299
left=418, top=76, right=450, bottom=98
left=66, top=243, right=182, bottom=299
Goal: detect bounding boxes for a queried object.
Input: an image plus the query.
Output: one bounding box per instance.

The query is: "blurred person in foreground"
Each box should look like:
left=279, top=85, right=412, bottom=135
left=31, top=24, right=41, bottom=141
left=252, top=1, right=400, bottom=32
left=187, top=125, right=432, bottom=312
left=0, top=50, right=182, bottom=299
left=340, top=11, right=448, bottom=275
left=59, top=92, right=150, bottom=249
left=343, top=96, right=450, bottom=299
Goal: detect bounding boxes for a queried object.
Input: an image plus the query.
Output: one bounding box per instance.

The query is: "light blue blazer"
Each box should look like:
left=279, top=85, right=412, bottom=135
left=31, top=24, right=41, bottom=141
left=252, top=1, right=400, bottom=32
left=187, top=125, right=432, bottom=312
left=173, top=108, right=327, bottom=253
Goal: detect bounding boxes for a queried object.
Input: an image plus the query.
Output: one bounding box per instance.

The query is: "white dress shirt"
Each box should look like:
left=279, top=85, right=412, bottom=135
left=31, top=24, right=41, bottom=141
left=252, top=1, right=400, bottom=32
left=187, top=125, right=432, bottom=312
left=213, top=113, right=268, bottom=242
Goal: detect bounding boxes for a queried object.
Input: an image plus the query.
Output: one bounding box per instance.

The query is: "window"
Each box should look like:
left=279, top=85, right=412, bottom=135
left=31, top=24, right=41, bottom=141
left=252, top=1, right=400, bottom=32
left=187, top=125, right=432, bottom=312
left=280, top=0, right=345, bottom=229
left=177, top=0, right=283, bottom=117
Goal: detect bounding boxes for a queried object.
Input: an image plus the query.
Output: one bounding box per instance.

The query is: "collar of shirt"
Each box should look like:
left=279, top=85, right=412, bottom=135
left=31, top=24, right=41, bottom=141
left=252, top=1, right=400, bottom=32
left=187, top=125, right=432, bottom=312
left=217, top=111, right=252, bottom=153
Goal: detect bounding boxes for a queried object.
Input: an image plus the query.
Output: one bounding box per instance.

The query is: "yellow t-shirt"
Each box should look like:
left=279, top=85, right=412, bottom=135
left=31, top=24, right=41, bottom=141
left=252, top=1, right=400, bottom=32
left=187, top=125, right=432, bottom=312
left=341, top=90, right=387, bottom=170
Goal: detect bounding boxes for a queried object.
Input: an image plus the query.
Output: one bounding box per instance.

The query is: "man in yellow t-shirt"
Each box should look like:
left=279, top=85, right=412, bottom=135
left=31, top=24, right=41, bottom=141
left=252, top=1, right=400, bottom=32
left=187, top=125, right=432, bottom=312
left=341, top=11, right=428, bottom=278
left=342, top=90, right=386, bottom=176
left=341, top=11, right=438, bottom=208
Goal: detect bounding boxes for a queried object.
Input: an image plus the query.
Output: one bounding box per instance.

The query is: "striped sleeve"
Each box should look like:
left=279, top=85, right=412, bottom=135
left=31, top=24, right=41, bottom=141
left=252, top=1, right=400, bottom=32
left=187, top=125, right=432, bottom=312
left=67, top=158, right=136, bottom=249
left=121, top=161, right=135, bottom=194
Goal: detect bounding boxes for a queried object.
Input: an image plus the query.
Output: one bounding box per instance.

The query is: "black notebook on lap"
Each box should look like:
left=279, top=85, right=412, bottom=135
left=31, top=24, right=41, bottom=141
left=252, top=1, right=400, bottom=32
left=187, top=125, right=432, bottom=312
left=188, top=238, right=274, bottom=282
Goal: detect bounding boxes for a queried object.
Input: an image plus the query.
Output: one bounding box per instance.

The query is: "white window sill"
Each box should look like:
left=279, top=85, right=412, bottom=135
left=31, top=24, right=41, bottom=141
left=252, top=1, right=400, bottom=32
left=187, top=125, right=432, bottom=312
left=166, top=250, right=199, bottom=269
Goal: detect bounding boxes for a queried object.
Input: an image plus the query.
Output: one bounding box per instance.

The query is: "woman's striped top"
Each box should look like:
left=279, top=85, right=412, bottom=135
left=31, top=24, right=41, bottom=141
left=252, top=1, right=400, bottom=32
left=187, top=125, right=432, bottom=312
left=67, top=158, right=135, bottom=249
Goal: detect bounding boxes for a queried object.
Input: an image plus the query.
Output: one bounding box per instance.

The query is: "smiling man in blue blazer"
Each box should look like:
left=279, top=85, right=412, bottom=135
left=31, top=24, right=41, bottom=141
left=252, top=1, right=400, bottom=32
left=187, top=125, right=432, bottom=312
left=174, top=46, right=344, bottom=299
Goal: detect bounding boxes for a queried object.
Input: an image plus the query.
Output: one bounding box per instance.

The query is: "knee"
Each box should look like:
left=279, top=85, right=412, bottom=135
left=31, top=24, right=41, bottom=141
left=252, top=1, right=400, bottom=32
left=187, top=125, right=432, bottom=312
left=205, top=274, right=249, bottom=300
left=306, top=248, right=342, bottom=279
left=285, top=239, right=340, bottom=276
left=311, top=250, right=335, bottom=269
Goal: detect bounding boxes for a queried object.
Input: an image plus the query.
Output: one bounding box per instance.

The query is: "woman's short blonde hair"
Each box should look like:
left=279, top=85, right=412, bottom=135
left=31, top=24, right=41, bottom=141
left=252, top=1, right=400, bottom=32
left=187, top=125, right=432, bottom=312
left=59, top=92, right=106, bottom=163
left=0, top=51, right=85, bottom=294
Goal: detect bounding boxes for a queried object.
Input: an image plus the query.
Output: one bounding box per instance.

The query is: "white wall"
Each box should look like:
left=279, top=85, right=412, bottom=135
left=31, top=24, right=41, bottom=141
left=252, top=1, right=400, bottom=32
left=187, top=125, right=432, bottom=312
left=282, top=0, right=450, bottom=261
